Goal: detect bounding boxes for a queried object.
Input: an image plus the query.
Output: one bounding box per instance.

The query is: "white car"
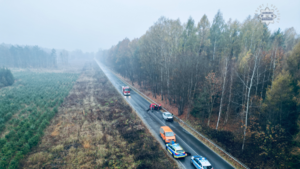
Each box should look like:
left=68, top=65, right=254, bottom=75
left=191, top=155, right=213, bottom=169
left=162, top=112, right=173, bottom=121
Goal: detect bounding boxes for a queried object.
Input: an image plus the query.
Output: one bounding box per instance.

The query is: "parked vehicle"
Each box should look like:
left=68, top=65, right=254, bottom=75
left=149, top=103, right=161, bottom=111
left=191, top=155, right=213, bottom=169
left=166, top=141, right=187, bottom=158
left=122, top=86, right=130, bottom=96
left=160, top=126, right=176, bottom=143
left=162, top=112, right=173, bottom=121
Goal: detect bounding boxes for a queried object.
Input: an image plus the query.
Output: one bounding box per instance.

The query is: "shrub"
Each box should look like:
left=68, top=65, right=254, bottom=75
left=0, top=68, right=14, bottom=87
left=4, top=113, right=12, bottom=122
left=0, top=124, right=5, bottom=132
left=24, top=131, right=32, bottom=141
left=0, top=138, right=6, bottom=149
left=14, top=151, right=24, bottom=161
left=8, top=158, right=19, bottom=169
left=5, top=130, right=16, bottom=140
left=21, top=143, right=30, bottom=154
left=28, top=134, right=40, bottom=147
left=0, top=156, right=9, bottom=169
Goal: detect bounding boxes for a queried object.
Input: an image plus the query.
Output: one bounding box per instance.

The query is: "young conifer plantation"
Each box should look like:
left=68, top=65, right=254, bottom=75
left=0, top=71, right=78, bottom=168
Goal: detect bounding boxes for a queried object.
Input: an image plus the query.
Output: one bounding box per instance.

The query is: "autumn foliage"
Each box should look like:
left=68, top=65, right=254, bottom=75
left=98, top=12, right=300, bottom=168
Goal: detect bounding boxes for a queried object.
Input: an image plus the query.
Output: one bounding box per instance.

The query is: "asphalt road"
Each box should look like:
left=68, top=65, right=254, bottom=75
left=95, top=60, right=235, bottom=169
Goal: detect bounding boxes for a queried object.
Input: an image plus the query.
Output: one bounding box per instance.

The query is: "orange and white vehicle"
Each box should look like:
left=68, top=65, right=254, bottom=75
left=159, top=126, right=176, bottom=143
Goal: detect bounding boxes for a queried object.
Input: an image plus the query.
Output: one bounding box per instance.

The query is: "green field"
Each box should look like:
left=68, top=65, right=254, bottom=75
left=0, top=71, right=78, bottom=169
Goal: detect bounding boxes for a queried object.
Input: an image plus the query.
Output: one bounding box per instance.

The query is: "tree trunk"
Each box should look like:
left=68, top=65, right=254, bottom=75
left=213, top=39, right=216, bottom=61
left=161, top=67, right=163, bottom=100
left=260, top=67, right=266, bottom=108
left=216, top=57, right=228, bottom=129
left=271, top=47, right=277, bottom=89
left=208, top=95, right=213, bottom=126
left=242, top=51, right=259, bottom=151
left=225, top=63, right=233, bottom=124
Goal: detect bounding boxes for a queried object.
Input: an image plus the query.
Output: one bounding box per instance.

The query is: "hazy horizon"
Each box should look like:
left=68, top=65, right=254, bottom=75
left=1, top=0, right=299, bottom=52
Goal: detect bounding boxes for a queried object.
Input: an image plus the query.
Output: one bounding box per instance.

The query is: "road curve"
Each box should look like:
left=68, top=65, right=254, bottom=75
left=95, top=60, right=234, bottom=169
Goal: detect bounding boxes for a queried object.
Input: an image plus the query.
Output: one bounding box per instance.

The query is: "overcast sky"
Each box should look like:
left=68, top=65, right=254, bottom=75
left=1, top=0, right=299, bottom=52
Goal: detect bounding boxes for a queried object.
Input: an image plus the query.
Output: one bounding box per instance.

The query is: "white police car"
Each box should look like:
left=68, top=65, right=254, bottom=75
left=190, top=155, right=213, bottom=169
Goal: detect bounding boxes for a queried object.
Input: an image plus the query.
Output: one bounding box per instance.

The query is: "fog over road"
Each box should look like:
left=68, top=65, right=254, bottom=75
left=95, top=59, right=235, bottom=169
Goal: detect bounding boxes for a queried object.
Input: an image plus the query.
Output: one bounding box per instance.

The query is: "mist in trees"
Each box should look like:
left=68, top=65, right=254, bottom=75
left=0, top=44, right=96, bottom=70
left=0, top=45, right=57, bottom=68
left=98, top=12, right=300, bottom=168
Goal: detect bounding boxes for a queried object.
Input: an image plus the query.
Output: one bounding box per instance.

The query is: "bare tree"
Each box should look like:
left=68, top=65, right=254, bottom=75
left=216, top=57, right=228, bottom=129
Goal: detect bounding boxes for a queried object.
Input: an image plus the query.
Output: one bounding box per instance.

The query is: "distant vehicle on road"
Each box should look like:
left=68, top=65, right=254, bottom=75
left=122, top=86, right=130, bottom=96
left=166, top=141, right=187, bottom=158
left=191, top=155, right=214, bottom=169
left=160, top=126, right=176, bottom=143
left=162, top=112, right=173, bottom=121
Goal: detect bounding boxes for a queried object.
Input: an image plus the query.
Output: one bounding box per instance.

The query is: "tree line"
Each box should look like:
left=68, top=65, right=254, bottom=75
left=0, top=44, right=96, bottom=69
left=0, top=45, right=58, bottom=68
left=98, top=11, right=300, bottom=168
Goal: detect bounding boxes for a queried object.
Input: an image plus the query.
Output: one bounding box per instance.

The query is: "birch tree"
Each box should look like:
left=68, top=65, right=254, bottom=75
left=210, top=10, right=224, bottom=63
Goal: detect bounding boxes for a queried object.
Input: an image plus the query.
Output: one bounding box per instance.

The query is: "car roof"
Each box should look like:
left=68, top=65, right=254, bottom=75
left=164, top=112, right=172, bottom=115
left=195, top=157, right=212, bottom=166
left=161, top=126, right=173, bottom=132
left=171, top=143, right=184, bottom=151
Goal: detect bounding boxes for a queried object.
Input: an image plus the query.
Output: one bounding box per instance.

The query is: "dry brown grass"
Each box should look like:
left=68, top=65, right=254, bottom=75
left=27, top=152, right=53, bottom=166
left=82, top=140, right=91, bottom=149
left=291, top=147, right=300, bottom=155
left=50, top=144, right=64, bottom=153
left=50, top=129, right=59, bottom=137
left=50, top=121, right=62, bottom=137
left=21, top=63, right=178, bottom=169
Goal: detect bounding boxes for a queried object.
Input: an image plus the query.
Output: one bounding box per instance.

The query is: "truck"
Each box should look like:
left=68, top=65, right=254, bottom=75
left=122, top=86, right=131, bottom=96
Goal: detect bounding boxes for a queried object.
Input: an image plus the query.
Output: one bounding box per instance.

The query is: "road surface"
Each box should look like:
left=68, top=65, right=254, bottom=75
left=95, top=60, right=235, bottom=169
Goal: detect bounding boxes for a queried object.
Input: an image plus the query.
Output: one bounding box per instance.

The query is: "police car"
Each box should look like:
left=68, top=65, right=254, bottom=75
left=190, top=155, right=213, bottom=169
left=166, top=141, right=187, bottom=158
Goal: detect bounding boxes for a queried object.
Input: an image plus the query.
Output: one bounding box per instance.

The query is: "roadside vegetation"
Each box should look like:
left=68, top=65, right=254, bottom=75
left=0, top=70, right=78, bottom=169
left=20, top=63, right=177, bottom=169
left=0, top=68, right=14, bottom=88
left=98, top=12, right=300, bottom=168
